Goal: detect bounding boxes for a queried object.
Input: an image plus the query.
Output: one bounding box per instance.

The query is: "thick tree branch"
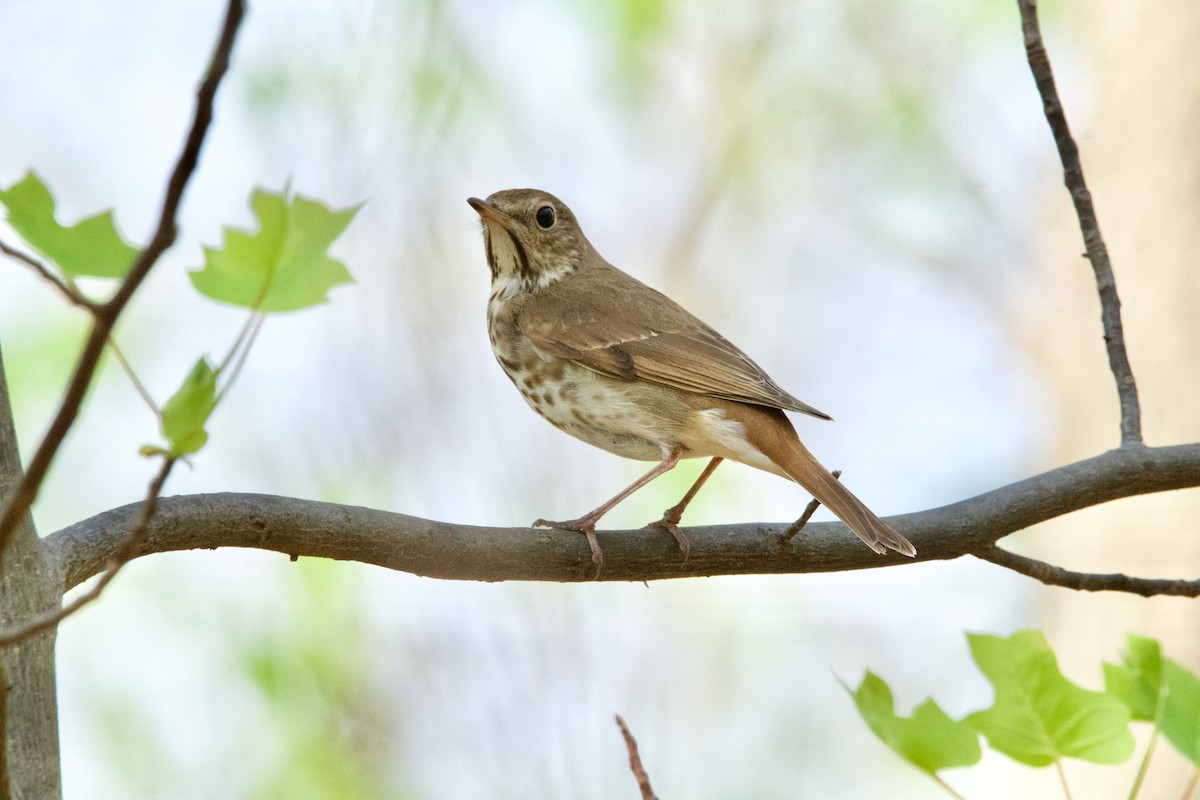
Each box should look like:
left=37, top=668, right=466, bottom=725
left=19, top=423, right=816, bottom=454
left=47, top=444, right=1200, bottom=592
left=0, top=0, right=245, bottom=569
left=1017, top=0, right=1142, bottom=446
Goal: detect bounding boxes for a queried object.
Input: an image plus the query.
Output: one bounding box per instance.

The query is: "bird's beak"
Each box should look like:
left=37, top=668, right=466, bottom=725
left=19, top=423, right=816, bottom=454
left=467, top=197, right=510, bottom=226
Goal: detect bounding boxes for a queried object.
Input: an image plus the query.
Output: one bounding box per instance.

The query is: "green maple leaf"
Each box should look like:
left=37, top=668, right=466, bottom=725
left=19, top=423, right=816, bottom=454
left=190, top=187, right=358, bottom=312
left=1103, top=633, right=1164, bottom=722
left=1161, top=659, right=1200, bottom=765
left=0, top=171, right=140, bottom=278
left=157, top=358, right=218, bottom=457
left=845, top=671, right=982, bottom=774
left=966, top=630, right=1133, bottom=767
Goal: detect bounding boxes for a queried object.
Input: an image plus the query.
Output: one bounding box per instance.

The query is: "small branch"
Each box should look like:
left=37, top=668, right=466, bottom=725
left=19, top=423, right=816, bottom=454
left=977, top=545, right=1200, bottom=597
left=1016, top=0, right=1142, bottom=446
left=0, top=238, right=93, bottom=310
left=781, top=469, right=841, bottom=544
left=615, top=715, right=657, bottom=800
left=0, top=0, right=245, bottom=569
left=0, top=457, right=174, bottom=649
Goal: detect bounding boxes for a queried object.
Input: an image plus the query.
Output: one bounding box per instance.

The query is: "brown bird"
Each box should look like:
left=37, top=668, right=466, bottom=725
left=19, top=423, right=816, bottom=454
left=468, top=189, right=915, bottom=570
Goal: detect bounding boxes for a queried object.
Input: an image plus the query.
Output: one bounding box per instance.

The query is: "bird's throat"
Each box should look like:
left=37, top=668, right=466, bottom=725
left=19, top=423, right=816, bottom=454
left=483, top=225, right=575, bottom=298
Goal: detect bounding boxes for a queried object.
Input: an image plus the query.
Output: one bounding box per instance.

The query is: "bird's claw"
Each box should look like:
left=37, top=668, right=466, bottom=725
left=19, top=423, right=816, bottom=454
left=534, top=517, right=605, bottom=577
left=646, top=513, right=691, bottom=563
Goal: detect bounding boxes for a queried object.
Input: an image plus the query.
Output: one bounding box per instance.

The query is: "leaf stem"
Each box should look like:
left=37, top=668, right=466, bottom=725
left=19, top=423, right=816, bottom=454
left=1126, top=730, right=1158, bottom=800
left=106, top=336, right=160, bottom=416
left=1055, top=759, right=1074, bottom=800
left=1129, top=688, right=1167, bottom=800
left=1179, top=767, right=1199, bottom=800
left=930, top=772, right=970, bottom=800
left=214, top=312, right=265, bottom=407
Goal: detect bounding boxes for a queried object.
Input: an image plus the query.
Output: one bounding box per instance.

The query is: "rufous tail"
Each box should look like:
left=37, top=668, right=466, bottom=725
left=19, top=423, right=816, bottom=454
left=744, top=408, right=916, bottom=557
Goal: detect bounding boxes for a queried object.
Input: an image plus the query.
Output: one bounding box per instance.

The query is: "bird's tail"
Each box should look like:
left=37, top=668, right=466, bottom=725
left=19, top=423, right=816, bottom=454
left=743, top=407, right=916, bottom=557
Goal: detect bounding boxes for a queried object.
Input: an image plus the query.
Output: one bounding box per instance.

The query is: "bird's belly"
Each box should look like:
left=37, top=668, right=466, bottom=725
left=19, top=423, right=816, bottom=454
left=501, top=355, right=685, bottom=461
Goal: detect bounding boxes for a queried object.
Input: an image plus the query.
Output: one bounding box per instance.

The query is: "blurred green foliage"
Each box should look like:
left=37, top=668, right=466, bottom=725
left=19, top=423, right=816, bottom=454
left=853, top=632, right=1200, bottom=797
left=240, top=561, right=405, bottom=800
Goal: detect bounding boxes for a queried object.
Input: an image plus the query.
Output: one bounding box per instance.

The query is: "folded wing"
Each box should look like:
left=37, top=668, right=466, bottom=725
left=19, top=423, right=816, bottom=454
left=515, top=263, right=831, bottom=419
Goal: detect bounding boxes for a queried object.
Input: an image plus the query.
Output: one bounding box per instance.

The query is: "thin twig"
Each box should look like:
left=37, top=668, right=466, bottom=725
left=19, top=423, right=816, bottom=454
left=0, top=238, right=94, bottom=310
left=0, top=0, right=245, bottom=569
left=1016, top=0, right=1142, bottom=446
left=615, top=715, right=658, bottom=800
left=781, top=469, right=841, bottom=544
left=0, top=457, right=174, bottom=648
left=977, top=545, right=1200, bottom=597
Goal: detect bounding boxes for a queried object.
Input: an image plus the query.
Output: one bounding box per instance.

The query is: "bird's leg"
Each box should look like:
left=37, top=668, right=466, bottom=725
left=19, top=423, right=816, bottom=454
left=535, top=450, right=683, bottom=572
left=647, top=457, right=723, bottom=560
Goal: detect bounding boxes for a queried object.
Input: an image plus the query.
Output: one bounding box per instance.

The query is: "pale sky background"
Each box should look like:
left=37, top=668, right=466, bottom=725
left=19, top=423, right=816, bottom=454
left=0, top=0, right=1107, bottom=797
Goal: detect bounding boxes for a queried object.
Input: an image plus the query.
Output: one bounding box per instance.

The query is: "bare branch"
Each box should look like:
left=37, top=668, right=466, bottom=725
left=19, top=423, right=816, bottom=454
left=47, top=444, right=1200, bottom=592
left=615, top=715, right=657, bottom=800
left=0, top=458, right=174, bottom=649
left=781, top=469, right=840, bottom=544
left=0, top=0, right=245, bottom=569
left=976, top=545, right=1200, bottom=597
left=1017, top=0, right=1142, bottom=446
left=0, top=238, right=93, bottom=311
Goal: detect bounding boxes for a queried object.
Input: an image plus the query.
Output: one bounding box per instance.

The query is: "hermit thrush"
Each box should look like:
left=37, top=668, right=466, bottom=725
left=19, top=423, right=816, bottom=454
left=468, top=189, right=915, bottom=570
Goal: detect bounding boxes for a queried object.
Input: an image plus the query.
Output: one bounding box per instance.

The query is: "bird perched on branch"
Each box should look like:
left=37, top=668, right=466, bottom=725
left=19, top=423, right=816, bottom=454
left=469, top=188, right=914, bottom=572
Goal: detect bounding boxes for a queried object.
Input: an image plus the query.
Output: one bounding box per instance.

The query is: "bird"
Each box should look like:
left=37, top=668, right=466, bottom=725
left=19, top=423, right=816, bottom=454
left=468, top=188, right=915, bottom=571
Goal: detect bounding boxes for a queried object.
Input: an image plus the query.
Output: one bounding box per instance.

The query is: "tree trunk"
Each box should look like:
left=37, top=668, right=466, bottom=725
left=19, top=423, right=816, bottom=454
left=0, top=344, right=64, bottom=799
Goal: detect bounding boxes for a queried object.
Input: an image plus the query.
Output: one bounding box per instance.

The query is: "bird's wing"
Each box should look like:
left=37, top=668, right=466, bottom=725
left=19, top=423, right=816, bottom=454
left=514, top=264, right=830, bottom=419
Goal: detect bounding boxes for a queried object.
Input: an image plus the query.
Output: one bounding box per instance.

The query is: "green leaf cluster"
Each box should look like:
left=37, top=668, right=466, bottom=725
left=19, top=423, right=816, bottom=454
left=848, top=631, right=1200, bottom=798
left=3, top=173, right=359, bottom=460
left=1104, top=634, right=1200, bottom=765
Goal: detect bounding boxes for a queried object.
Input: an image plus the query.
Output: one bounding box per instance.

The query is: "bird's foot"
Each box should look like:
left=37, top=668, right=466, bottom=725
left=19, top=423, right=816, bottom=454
left=534, top=516, right=605, bottom=577
left=646, top=508, right=691, bottom=563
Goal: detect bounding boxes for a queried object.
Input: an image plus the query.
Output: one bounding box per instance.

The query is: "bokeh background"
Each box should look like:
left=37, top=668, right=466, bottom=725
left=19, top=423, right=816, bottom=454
left=1, top=0, right=1198, bottom=797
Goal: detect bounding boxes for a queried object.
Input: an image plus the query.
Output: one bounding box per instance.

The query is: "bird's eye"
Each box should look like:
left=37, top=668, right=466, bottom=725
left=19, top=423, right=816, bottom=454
left=535, top=205, right=556, bottom=229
